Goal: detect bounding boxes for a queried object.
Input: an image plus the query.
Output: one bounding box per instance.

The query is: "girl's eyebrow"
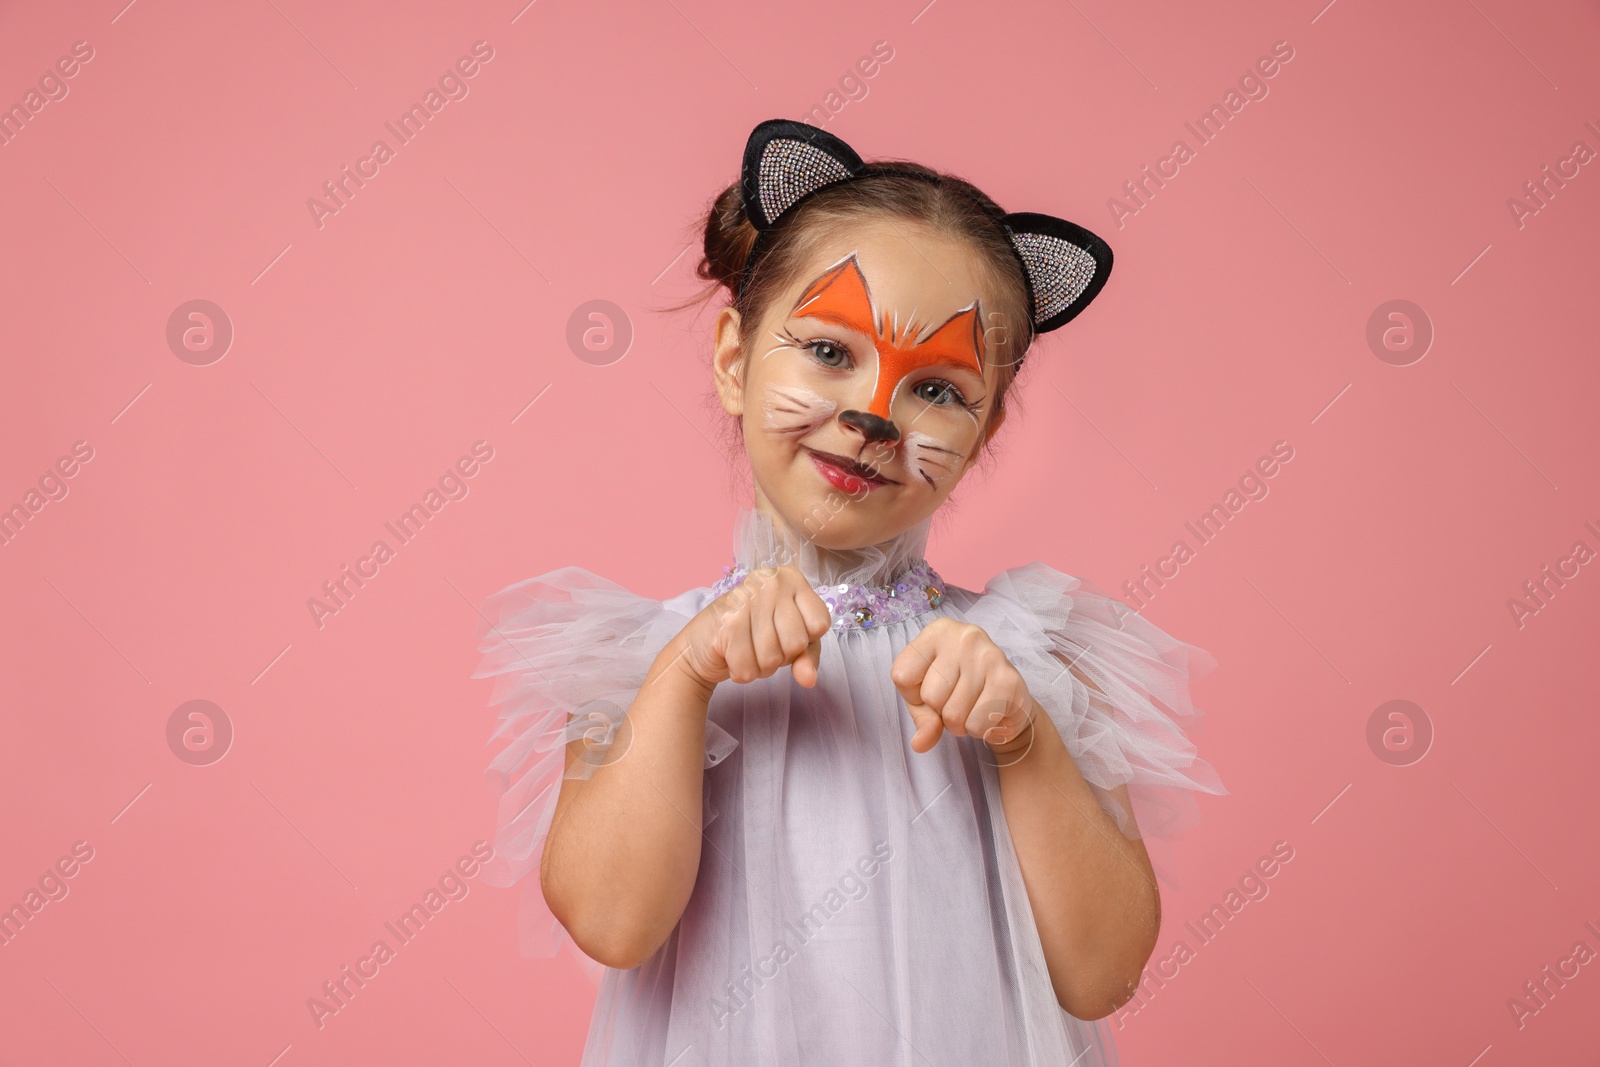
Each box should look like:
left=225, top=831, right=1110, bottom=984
left=916, top=353, right=988, bottom=378
left=787, top=255, right=987, bottom=380
left=788, top=311, right=988, bottom=376
left=789, top=308, right=982, bottom=356
left=786, top=322, right=988, bottom=386
left=788, top=308, right=874, bottom=339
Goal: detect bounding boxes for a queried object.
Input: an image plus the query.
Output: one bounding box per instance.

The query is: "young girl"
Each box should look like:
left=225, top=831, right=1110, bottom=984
left=475, top=119, right=1225, bottom=1066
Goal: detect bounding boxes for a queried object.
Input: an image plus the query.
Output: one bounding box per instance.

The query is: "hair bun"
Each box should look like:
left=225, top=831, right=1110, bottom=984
left=698, top=183, right=759, bottom=300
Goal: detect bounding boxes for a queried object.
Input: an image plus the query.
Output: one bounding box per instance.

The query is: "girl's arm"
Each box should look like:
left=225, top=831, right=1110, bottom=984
left=892, top=621, right=1159, bottom=1020
left=539, top=567, right=832, bottom=970
left=991, top=681, right=1160, bottom=1021
left=538, top=636, right=717, bottom=970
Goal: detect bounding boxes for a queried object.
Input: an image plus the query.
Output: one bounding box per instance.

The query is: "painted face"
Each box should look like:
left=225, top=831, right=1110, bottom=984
left=790, top=254, right=986, bottom=430
left=763, top=252, right=991, bottom=492
left=719, top=222, right=1006, bottom=551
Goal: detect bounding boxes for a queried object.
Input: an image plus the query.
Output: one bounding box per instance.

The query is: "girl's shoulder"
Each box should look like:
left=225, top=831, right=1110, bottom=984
left=479, top=565, right=711, bottom=628
left=948, top=560, right=1226, bottom=842
left=471, top=566, right=733, bottom=964
left=947, top=559, right=1215, bottom=677
left=473, top=564, right=715, bottom=740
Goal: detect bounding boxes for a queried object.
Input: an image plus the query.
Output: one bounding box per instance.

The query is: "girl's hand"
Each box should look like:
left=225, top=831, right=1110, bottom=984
left=890, top=618, right=1035, bottom=754
left=676, top=566, right=833, bottom=690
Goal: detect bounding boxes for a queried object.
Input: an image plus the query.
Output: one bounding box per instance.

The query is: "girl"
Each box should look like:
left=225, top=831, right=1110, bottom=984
left=475, top=119, right=1225, bottom=1066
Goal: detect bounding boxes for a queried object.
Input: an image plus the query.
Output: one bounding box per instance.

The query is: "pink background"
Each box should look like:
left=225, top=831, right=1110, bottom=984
left=2, top=0, right=1598, bottom=1063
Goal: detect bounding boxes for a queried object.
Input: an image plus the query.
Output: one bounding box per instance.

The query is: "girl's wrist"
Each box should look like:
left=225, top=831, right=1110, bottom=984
left=987, top=716, right=1036, bottom=756
left=987, top=700, right=1058, bottom=762
left=649, top=632, right=719, bottom=706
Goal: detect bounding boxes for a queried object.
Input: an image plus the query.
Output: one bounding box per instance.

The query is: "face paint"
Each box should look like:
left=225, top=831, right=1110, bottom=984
left=762, top=384, right=837, bottom=437
left=790, top=254, right=986, bottom=424
left=902, top=429, right=966, bottom=488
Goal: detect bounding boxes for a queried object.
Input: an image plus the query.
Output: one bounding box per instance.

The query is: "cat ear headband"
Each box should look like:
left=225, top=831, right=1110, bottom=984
left=739, top=118, right=1113, bottom=362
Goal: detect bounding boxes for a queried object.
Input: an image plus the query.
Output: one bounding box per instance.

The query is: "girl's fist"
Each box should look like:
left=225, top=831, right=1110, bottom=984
left=890, top=618, right=1034, bottom=754
left=680, top=566, right=833, bottom=689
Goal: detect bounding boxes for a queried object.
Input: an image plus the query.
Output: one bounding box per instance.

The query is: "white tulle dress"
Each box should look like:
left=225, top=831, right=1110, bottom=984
left=474, top=508, right=1225, bottom=1066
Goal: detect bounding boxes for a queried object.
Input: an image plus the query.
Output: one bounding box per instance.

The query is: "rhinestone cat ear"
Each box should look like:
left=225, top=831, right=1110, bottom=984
left=1000, top=211, right=1114, bottom=334
left=740, top=118, right=866, bottom=231
left=737, top=118, right=1114, bottom=341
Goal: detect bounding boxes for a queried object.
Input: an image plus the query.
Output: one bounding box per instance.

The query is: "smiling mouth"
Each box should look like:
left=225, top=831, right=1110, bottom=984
left=806, top=447, right=899, bottom=493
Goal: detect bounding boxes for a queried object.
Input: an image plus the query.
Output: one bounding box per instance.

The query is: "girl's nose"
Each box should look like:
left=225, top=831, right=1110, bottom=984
left=838, top=409, right=900, bottom=444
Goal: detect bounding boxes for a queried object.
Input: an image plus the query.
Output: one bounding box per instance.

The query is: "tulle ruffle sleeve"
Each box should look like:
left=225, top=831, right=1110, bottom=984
left=959, top=562, right=1227, bottom=842
left=472, top=566, right=735, bottom=960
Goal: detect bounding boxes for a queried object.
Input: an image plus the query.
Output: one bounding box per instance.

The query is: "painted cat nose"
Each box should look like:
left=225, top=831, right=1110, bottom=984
left=838, top=409, right=900, bottom=444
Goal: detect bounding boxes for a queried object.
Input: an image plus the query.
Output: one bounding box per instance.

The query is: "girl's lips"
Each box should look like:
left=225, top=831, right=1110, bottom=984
left=807, top=449, right=893, bottom=495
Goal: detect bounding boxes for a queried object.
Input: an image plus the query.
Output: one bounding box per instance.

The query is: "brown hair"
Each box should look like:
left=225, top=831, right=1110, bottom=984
left=672, top=162, right=1034, bottom=447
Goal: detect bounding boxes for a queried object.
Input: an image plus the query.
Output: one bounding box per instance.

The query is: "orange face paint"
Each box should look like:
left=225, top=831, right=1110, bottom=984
left=789, top=254, right=984, bottom=422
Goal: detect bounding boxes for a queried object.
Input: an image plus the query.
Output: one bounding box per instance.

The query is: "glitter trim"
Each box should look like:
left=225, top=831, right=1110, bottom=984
left=710, top=559, right=948, bottom=632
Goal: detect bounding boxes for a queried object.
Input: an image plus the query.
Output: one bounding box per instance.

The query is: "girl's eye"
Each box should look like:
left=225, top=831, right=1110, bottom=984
left=914, top=379, right=966, bottom=406
left=807, top=340, right=850, bottom=368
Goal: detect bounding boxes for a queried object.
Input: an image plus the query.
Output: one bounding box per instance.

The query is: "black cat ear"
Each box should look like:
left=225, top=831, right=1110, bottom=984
left=1002, top=212, right=1114, bottom=334
left=741, top=119, right=866, bottom=230
left=736, top=120, right=1114, bottom=341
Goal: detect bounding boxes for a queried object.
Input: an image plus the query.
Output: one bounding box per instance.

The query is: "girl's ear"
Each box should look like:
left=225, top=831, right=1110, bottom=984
left=712, top=307, right=746, bottom=417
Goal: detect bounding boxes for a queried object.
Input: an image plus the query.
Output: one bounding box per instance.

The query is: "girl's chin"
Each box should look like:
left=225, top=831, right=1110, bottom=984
left=764, top=491, right=930, bottom=552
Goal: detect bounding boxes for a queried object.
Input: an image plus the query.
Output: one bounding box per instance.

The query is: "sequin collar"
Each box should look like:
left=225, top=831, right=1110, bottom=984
left=710, top=559, right=947, bottom=632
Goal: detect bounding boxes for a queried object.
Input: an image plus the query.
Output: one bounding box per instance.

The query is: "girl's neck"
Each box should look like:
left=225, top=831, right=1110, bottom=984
left=739, top=490, right=931, bottom=588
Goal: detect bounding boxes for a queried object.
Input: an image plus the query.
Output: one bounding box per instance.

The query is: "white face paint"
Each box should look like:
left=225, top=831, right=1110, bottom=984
left=762, top=384, right=837, bottom=438
left=902, top=429, right=967, bottom=489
